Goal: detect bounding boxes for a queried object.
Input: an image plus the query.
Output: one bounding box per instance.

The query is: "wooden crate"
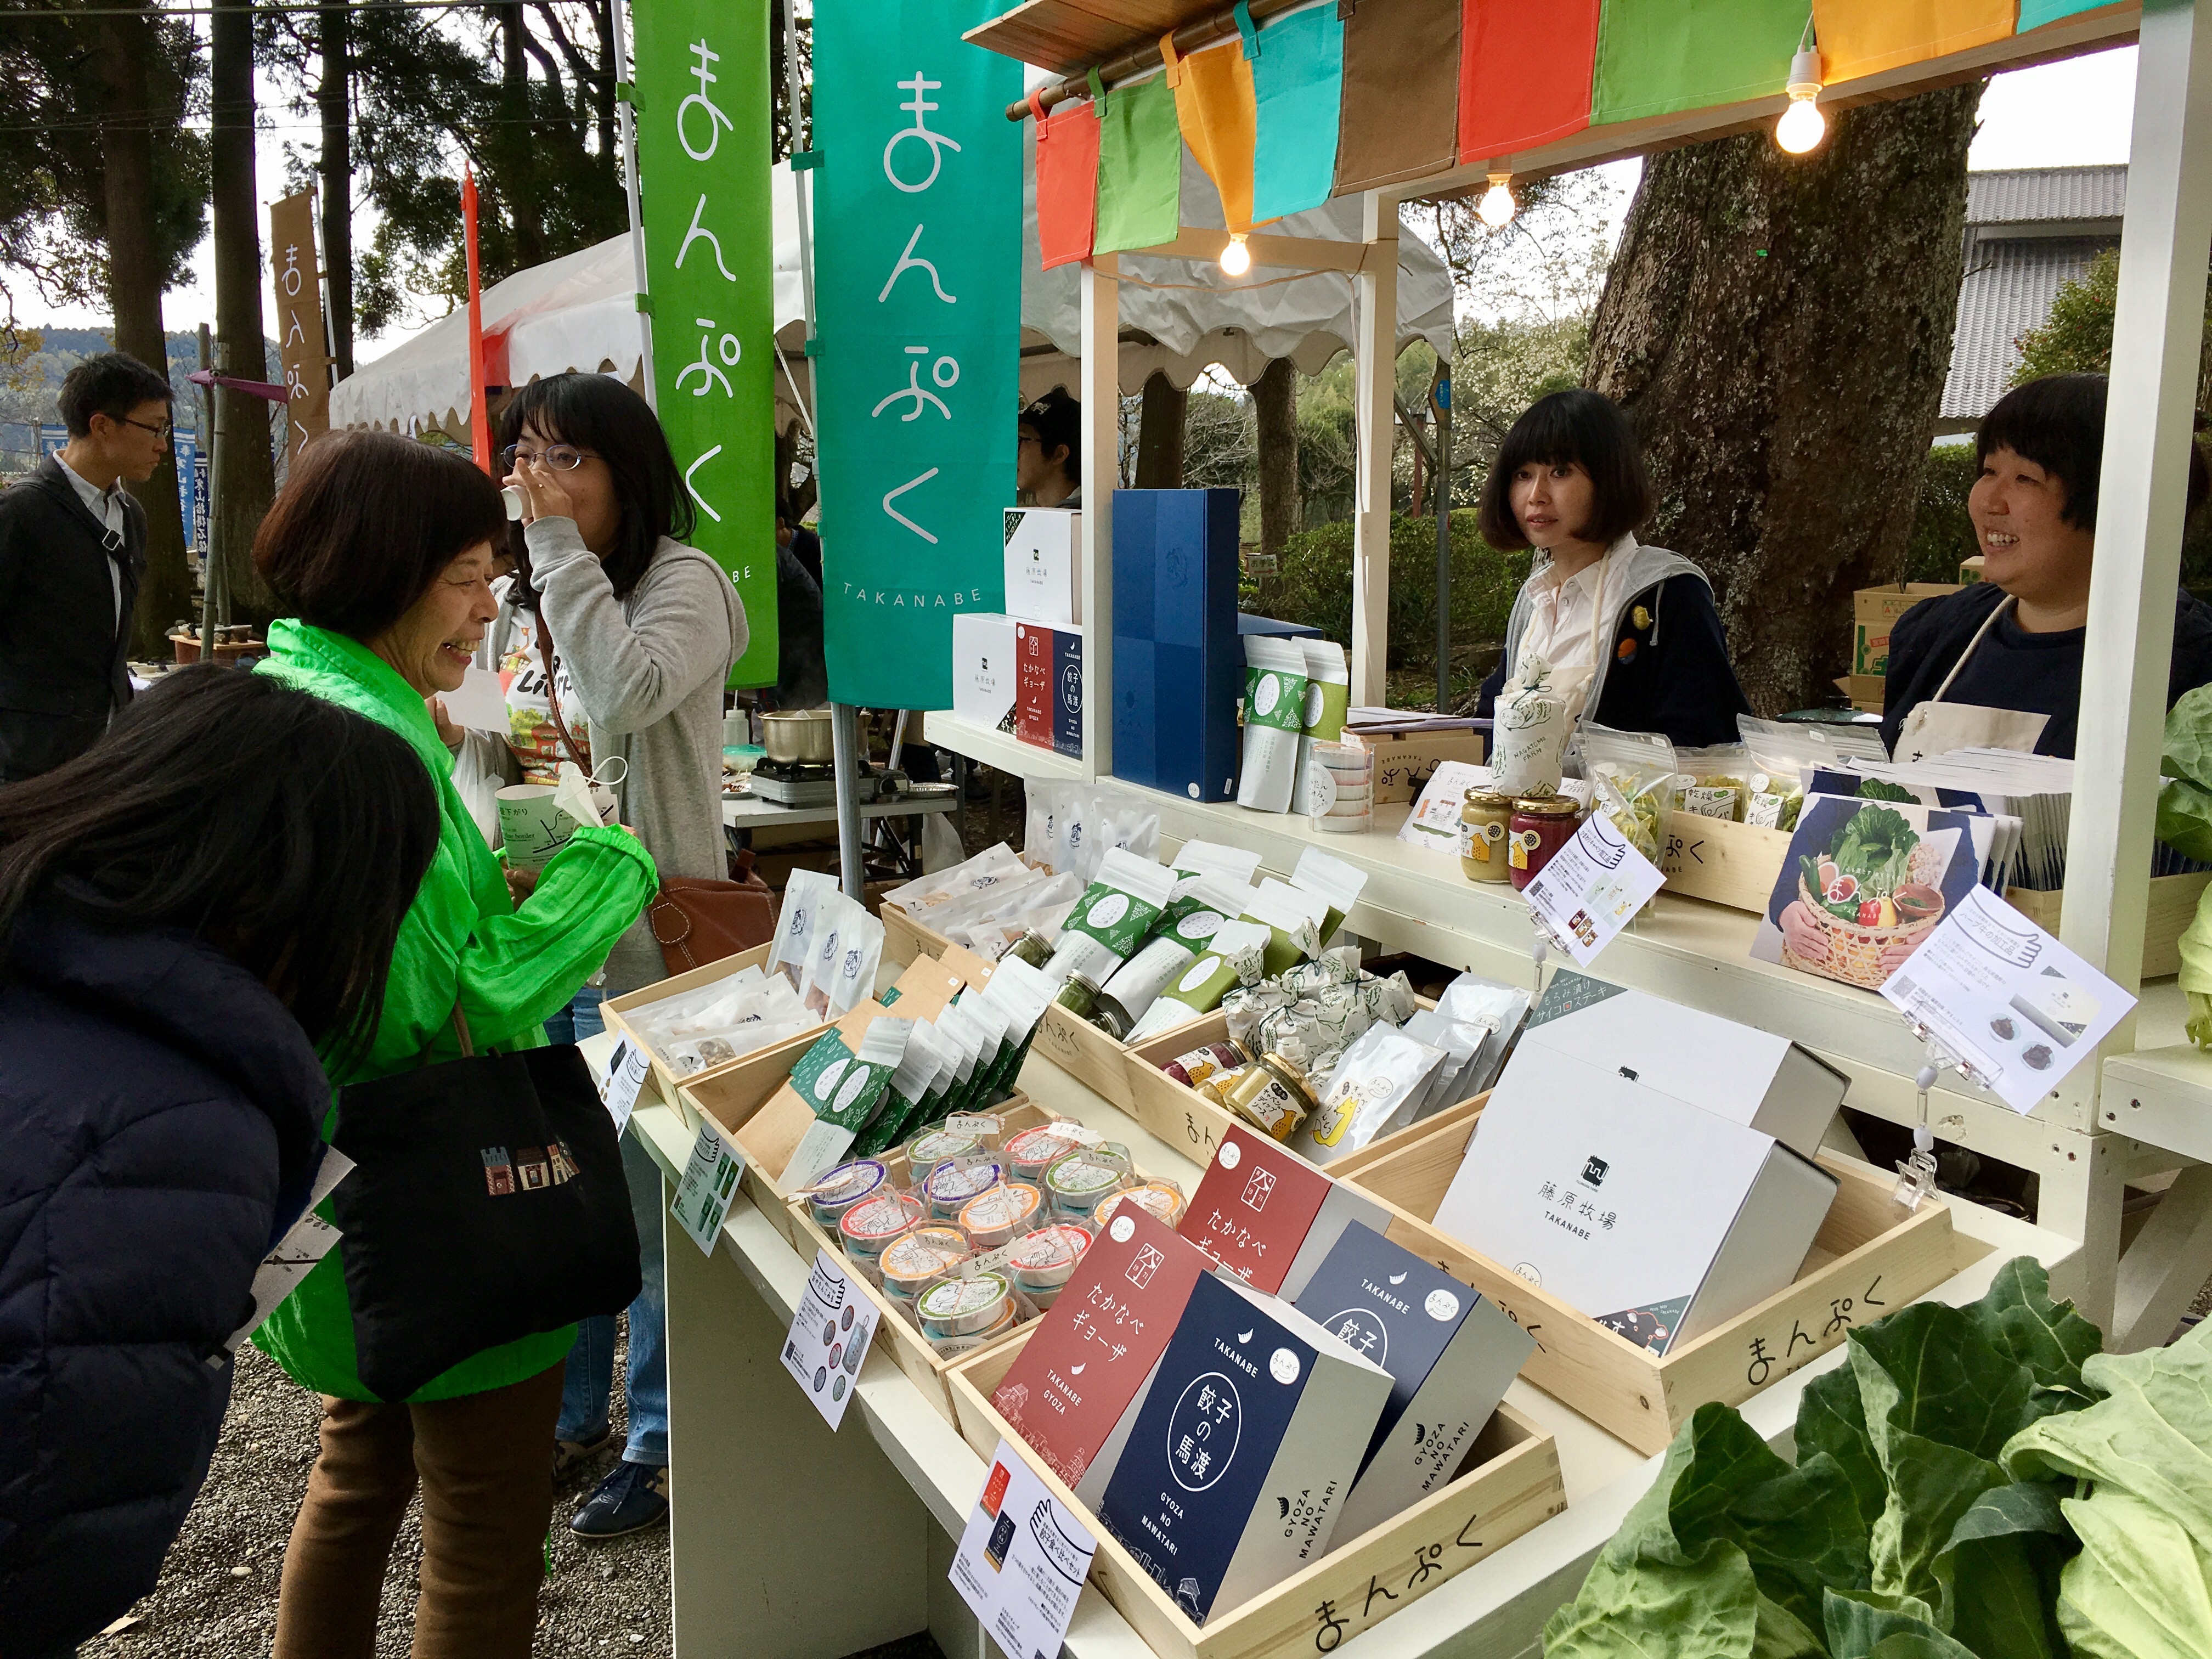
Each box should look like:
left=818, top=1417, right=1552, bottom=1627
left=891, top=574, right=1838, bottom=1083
left=945, top=1333, right=1564, bottom=1659
left=602, top=944, right=799, bottom=1120
left=2003, top=871, right=2210, bottom=980
left=785, top=1101, right=1147, bottom=1426
left=1338, top=1110, right=1961, bottom=1455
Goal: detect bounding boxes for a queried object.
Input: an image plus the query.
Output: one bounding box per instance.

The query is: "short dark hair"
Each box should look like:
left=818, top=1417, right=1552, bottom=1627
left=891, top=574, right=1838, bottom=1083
left=1020, top=389, right=1081, bottom=486
left=57, top=351, right=174, bottom=438
left=255, top=429, right=507, bottom=641
left=498, top=373, right=695, bottom=603
left=0, top=665, right=439, bottom=1064
left=1477, top=389, right=1655, bottom=551
left=1977, top=372, right=2211, bottom=530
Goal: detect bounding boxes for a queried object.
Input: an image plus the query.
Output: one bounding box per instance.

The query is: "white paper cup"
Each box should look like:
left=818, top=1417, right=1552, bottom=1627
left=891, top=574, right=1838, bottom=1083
left=496, top=783, right=584, bottom=871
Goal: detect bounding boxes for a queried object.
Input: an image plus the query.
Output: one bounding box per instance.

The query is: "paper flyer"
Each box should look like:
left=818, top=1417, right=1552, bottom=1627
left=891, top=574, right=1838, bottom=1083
left=1523, top=811, right=1666, bottom=967
left=950, top=1441, right=1097, bottom=1659
left=1878, top=885, right=2134, bottom=1113
left=224, top=1148, right=355, bottom=1354
left=781, top=1249, right=878, bottom=1430
left=597, top=1037, right=651, bottom=1135
left=672, top=1120, right=746, bottom=1255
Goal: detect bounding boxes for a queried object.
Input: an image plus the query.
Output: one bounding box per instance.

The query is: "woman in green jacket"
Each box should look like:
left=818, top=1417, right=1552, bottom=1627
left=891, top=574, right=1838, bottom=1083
left=249, top=431, right=657, bottom=1659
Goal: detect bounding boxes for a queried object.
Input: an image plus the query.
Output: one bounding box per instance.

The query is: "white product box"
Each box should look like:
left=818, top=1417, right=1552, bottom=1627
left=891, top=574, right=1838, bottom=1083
left=1509, top=969, right=1847, bottom=1159
left=950, top=611, right=1019, bottom=733
left=1431, top=1045, right=1838, bottom=1356
left=1003, top=506, right=1082, bottom=628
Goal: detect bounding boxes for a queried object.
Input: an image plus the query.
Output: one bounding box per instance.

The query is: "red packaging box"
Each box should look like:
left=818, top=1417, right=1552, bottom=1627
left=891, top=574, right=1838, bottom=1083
left=1014, top=622, right=1056, bottom=750
left=1177, top=1124, right=1393, bottom=1300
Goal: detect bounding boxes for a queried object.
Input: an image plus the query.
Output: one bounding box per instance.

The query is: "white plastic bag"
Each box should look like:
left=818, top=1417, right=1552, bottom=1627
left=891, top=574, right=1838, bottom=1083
left=1491, top=656, right=1572, bottom=795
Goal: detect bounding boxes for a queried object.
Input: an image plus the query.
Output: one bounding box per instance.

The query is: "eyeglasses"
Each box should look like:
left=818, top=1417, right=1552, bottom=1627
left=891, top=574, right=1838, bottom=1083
left=117, top=415, right=174, bottom=442
left=500, top=443, right=594, bottom=472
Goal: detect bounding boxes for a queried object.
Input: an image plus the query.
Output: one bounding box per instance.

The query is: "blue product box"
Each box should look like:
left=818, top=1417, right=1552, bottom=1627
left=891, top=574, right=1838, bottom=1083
left=1111, top=489, right=1242, bottom=802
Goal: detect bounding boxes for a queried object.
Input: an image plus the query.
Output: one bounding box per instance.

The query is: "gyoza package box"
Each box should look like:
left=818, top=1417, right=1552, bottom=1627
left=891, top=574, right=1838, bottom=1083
left=1430, top=1045, right=1837, bottom=1356
left=1178, top=1124, right=1393, bottom=1300
left=1096, top=1269, right=1391, bottom=1625
left=1003, top=505, right=1082, bottom=628
left=951, top=612, right=1019, bottom=733
left=1512, top=969, right=1847, bottom=1159
left=1291, top=1222, right=1534, bottom=1540
left=988, top=1208, right=1215, bottom=1503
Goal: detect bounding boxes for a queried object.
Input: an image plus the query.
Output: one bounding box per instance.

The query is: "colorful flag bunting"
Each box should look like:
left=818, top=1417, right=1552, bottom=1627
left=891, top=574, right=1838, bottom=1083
left=1591, top=0, right=1804, bottom=125
left=1035, top=92, right=1100, bottom=270
left=1336, top=0, right=1462, bottom=192
left=1813, top=0, right=2016, bottom=81
left=1095, top=72, right=1183, bottom=254
left=1171, top=35, right=1259, bottom=234
left=2018, top=0, right=2104, bottom=29
left=1250, top=2, right=1345, bottom=223
left=1459, top=0, right=1599, bottom=162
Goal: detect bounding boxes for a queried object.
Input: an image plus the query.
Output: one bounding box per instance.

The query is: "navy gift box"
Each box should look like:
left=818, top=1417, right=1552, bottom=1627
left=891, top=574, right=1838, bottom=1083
left=1111, top=489, right=1242, bottom=802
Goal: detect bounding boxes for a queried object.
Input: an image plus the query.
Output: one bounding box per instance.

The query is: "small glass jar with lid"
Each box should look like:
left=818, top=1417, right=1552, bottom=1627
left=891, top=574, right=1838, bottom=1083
left=1459, top=789, right=1517, bottom=883
left=1508, top=793, right=1583, bottom=890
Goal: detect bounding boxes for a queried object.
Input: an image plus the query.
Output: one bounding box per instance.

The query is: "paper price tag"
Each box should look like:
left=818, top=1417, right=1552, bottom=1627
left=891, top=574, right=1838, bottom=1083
left=1878, top=885, right=2133, bottom=1114
left=1523, top=812, right=1666, bottom=967
left=950, top=1440, right=1097, bottom=1659
left=781, top=1249, right=878, bottom=1430
left=672, top=1120, right=747, bottom=1255
left=223, top=1149, right=356, bottom=1355
left=599, top=1037, right=651, bottom=1135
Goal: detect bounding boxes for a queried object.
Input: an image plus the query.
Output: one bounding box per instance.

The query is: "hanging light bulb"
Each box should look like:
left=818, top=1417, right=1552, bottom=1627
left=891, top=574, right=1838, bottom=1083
left=1218, top=232, right=1251, bottom=276
left=1775, top=49, right=1826, bottom=154
left=1477, top=172, right=1516, bottom=229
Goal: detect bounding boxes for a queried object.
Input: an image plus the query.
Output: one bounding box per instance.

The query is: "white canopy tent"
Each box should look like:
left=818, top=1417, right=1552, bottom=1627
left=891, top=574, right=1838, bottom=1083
left=328, top=156, right=1457, bottom=434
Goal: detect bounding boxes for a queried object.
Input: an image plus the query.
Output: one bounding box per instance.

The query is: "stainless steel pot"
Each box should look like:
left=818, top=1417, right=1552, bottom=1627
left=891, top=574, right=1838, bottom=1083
left=762, top=708, right=835, bottom=765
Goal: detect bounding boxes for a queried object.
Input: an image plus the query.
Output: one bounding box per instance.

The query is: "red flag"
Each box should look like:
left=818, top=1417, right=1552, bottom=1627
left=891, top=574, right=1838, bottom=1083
left=462, top=166, right=493, bottom=472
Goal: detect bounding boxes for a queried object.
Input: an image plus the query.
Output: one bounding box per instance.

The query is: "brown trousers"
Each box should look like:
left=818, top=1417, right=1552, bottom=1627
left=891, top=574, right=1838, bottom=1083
left=274, top=1363, right=565, bottom=1659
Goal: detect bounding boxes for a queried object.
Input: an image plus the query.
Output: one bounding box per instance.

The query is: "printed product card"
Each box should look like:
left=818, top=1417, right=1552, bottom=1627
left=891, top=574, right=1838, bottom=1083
left=598, top=1037, right=652, bottom=1135
left=672, top=1119, right=747, bottom=1255
left=1878, top=884, right=2134, bottom=1114
left=1523, top=811, right=1666, bottom=967
left=225, top=1148, right=355, bottom=1353
left=1097, top=1271, right=1391, bottom=1625
left=951, top=1439, right=1097, bottom=1659
left=1430, top=1046, right=1836, bottom=1356
left=992, top=1207, right=1216, bottom=1494
left=1396, top=761, right=1497, bottom=855
left=781, top=1249, right=879, bottom=1430
left=1177, top=1124, right=1393, bottom=1300
left=1751, top=794, right=1985, bottom=991
left=1290, top=1221, right=1534, bottom=1540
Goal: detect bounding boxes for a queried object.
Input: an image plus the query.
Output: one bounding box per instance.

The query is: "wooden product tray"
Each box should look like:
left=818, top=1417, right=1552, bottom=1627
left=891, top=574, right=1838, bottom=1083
left=945, top=1331, right=1564, bottom=1659
left=603, top=943, right=810, bottom=1112
left=1336, top=1105, right=1961, bottom=1456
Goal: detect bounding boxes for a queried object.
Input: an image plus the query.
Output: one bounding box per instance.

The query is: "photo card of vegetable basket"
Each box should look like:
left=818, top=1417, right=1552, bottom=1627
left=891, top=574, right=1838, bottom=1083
left=1750, top=794, right=1989, bottom=991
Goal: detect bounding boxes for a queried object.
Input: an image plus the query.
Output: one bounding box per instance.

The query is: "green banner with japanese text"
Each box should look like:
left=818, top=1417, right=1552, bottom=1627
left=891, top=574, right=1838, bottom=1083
left=633, top=0, right=777, bottom=685
left=814, top=1, right=1022, bottom=710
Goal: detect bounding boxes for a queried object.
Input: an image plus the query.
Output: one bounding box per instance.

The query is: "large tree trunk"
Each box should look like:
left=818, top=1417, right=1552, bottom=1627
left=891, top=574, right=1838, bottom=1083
left=501, top=4, right=545, bottom=268
left=210, top=0, right=276, bottom=619
left=1253, top=357, right=1300, bottom=551
left=1585, top=84, right=1980, bottom=714
left=320, top=0, right=353, bottom=379
left=90, top=4, right=191, bottom=657
left=1133, top=371, right=1186, bottom=489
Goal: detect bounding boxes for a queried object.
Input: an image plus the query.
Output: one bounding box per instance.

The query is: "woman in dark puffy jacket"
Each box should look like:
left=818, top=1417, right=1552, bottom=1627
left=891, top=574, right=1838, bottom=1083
left=0, top=666, right=437, bottom=1658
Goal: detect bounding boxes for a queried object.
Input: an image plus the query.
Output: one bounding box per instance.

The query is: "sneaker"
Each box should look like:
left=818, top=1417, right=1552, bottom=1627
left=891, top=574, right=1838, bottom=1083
left=553, top=1427, right=612, bottom=1482
left=571, top=1459, right=669, bottom=1539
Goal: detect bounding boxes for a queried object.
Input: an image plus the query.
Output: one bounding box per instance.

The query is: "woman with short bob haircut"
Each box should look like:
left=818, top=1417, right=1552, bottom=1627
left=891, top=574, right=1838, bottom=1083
left=0, top=666, right=438, bottom=1655
left=1475, top=389, right=1750, bottom=747
left=250, top=428, right=658, bottom=1658
left=1881, top=373, right=2212, bottom=758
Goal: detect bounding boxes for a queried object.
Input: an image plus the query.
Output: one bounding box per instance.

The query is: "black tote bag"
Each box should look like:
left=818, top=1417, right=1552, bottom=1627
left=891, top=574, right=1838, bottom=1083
left=330, top=1008, right=642, bottom=1402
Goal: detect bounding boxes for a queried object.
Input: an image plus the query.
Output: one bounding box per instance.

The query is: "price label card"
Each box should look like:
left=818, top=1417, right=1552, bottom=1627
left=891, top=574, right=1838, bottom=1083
left=1879, top=884, right=2133, bottom=1114
left=1524, top=811, right=1666, bottom=967
left=599, top=1037, right=651, bottom=1135
left=781, top=1249, right=879, bottom=1430
left=224, top=1148, right=355, bottom=1354
left=672, top=1120, right=746, bottom=1255
left=949, top=1440, right=1097, bottom=1659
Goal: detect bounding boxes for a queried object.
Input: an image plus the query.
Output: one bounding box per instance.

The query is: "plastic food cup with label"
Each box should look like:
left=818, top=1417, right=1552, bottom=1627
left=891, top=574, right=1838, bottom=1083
left=916, top=1271, right=1015, bottom=1351
left=838, top=1190, right=924, bottom=1284
left=1042, top=1145, right=1134, bottom=1221
left=1002, top=1124, right=1087, bottom=1185
left=1093, top=1178, right=1188, bottom=1231
left=922, top=1156, right=1005, bottom=1221
left=958, top=1180, right=1043, bottom=1252
left=879, top=1224, right=971, bottom=1308
left=1008, top=1222, right=1093, bottom=1310
left=808, top=1158, right=890, bottom=1231
left=902, top=1126, right=984, bottom=1185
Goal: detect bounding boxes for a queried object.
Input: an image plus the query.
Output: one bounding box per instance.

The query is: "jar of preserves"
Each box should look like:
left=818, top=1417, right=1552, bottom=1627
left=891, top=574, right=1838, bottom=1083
left=1223, top=1051, right=1319, bottom=1141
left=1508, top=794, right=1582, bottom=890
left=1458, top=789, right=1516, bottom=883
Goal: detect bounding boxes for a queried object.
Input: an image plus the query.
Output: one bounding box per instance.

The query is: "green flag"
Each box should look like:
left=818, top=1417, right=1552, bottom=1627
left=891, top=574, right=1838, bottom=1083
left=1095, top=76, right=1182, bottom=254
left=814, top=2, right=1022, bottom=710
left=633, top=0, right=778, bottom=685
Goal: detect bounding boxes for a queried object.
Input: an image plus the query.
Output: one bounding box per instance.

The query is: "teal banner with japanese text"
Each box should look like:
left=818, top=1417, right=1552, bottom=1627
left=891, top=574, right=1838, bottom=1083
left=814, top=1, right=1023, bottom=709
left=633, top=0, right=778, bottom=685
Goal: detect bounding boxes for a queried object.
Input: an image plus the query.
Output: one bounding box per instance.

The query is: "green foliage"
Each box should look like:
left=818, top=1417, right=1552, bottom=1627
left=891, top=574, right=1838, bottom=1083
left=1254, top=509, right=1531, bottom=674
left=1905, top=445, right=1980, bottom=585
left=2012, top=250, right=2126, bottom=386
left=1543, top=1258, right=2106, bottom=1659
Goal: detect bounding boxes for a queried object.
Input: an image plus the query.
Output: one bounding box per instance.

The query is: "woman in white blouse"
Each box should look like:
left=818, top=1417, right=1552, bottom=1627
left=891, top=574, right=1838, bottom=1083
left=1475, top=390, right=1749, bottom=746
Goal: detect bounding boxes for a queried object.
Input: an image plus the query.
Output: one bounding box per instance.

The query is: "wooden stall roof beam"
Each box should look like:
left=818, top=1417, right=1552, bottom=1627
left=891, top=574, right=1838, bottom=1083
left=1126, top=224, right=1376, bottom=273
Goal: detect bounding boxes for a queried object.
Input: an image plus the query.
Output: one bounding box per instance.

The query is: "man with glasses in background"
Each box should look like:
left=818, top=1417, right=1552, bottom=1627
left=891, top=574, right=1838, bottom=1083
left=0, top=352, right=172, bottom=779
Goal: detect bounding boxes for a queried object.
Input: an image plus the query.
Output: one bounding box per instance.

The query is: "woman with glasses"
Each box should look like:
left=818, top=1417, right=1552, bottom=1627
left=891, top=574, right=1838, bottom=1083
left=493, top=373, right=746, bottom=1541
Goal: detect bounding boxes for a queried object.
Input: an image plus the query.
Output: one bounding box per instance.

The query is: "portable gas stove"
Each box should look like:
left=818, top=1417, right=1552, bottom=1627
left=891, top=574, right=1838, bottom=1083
left=748, top=758, right=842, bottom=808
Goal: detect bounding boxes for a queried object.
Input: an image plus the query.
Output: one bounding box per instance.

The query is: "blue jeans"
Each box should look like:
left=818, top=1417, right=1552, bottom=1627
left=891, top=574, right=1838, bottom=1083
left=558, top=1128, right=669, bottom=1466
left=544, top=986, right=607, bottom=1045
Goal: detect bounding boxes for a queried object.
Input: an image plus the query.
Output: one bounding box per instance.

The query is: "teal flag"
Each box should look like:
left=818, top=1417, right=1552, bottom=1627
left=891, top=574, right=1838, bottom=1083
left=633, top=0, right=778, bottom=685
left=1250, top=4, right=1344, bottom=223
left=2018, top=0, right=2107, bottom=27
left=814, top=2, right=1022, bottom=709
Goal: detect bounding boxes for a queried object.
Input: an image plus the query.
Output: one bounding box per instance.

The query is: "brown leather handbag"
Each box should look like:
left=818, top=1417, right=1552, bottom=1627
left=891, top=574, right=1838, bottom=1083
left=537, top=629, right=779, bottom=975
